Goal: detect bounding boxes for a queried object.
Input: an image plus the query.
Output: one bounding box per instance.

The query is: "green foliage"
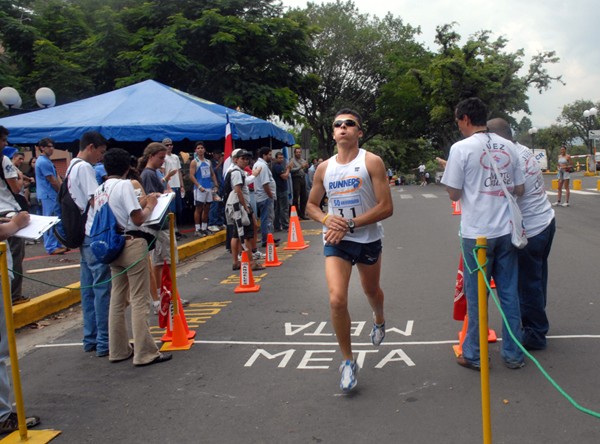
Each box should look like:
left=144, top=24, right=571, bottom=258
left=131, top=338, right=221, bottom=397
left=293, top=0, right=424, bottom=157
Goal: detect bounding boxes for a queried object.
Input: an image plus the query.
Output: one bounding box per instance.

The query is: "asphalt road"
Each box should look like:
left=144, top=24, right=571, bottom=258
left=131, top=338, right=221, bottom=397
left=12, top=174, right=600, bottom=443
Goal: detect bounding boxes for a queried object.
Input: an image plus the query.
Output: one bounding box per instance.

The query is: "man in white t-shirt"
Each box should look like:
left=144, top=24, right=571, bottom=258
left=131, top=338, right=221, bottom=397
left=487, top=118, right=555, bottom=351
left=67, top=131, right=110, bottom=357
left=161, top=138, right=184, bottom=239
left=442, top=97, right=526, bottom=371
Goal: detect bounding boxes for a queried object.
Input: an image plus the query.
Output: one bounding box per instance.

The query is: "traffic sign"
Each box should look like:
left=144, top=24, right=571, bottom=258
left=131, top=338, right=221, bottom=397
left=589, top=130, right=600, bottom=140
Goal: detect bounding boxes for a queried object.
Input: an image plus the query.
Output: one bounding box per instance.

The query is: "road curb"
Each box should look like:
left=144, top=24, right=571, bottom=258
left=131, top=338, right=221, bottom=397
left=14, top=231, right=226, bottom=330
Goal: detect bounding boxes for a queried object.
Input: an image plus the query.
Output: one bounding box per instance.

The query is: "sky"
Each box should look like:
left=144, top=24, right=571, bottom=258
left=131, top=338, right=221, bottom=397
left=281, top=0, right=600, bottom=129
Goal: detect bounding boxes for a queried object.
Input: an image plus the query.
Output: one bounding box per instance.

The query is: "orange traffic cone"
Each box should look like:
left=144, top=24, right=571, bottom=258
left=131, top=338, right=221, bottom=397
left=490, top=277, right=496, bottom=289
left=265, top=233, right=282, bottom=267
left=453, top=314, right=469, bottom=357
left=160, top=293, right=196, bottom=342
left=284, top=206, right=309, bottom=250
left=453, top=314, right=498, bottom=356
left=235, top=251, right=261, bottom=293
left=159, top=262, right=196, bottom=343
left=161, top=307, right=194, bottom=351
left=452, top=200, right=461, bottom=215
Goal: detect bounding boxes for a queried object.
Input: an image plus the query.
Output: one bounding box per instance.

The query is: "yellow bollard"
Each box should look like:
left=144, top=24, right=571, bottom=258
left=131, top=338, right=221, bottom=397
left=597, top=179, right=600, bottom=191
left=573, top=179, right=582, bottom=190
left=0, top=243, right=61, bottom=443
left=476, top=237, right=492, bottom=444
left=551, top=179, right=558, bottom=190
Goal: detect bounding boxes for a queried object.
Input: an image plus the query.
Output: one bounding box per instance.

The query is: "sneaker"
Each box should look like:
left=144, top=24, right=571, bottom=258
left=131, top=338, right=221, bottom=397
left=0, top=412, right=40, bottom=434
left=339, top=359, right=359, bottom=391
left=152, top=300, right=160, bottom=315
left=181, top=299, right=190, bottom=307
left=456, top=355, right=481, bottom=371
left=202, top=230, right=213, bottom=236
left=208, top=225, right=220, bottom=232
left=561, top=202, right=569, bottom=207
left=12, top=296, right=30, bottom=306
left=552, top=201, right=561, bottom=206
left=252, top=251, right=266, bottom=260
left=194, top=230, right=206, bottom=238
left=503, top=359, right=525, bottom=369
left=370, top=320, right=386, bottom=346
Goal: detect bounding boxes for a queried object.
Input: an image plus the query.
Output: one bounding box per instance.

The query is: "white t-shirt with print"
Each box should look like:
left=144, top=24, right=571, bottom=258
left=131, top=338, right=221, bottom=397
left=441, top=132, right=525, bottom=239
left=515, top=143, right=554, bottom=237
left=0, top=156, right=20, bottom=212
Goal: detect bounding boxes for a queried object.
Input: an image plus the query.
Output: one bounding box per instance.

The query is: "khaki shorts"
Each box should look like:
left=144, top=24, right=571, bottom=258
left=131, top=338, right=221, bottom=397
left=150, top=230, right=179, bottom=266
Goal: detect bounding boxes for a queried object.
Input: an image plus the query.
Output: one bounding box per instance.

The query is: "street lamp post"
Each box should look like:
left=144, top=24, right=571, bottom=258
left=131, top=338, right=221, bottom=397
left=528, top=127, right=538, bottom=150
left=583, top=107, right=598, bottom=174
left=0, top=87, right=56, bottom=113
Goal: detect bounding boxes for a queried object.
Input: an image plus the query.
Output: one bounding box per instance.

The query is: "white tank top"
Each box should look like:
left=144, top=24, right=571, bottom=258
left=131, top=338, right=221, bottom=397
left=322, top=148, right=384, bottom=243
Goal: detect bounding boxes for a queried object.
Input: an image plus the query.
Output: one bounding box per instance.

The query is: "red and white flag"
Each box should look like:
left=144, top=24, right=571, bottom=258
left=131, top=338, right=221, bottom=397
left=222, top=113, right=234, bottom=178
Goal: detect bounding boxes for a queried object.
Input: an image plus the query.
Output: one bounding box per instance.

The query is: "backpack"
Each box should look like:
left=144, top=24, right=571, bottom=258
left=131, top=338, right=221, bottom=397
left=0, top=155, right=30, bottom=211
left=89, top=182, right=125, bottom=264
left=53, top=159, right=89, bottom=248
left=223, top=167, right=245, bottom=203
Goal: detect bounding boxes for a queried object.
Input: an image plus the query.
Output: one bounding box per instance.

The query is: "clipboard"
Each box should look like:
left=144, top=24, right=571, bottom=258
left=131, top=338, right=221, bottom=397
left=142, top=192, right=175, bottom=226
left=12, top=214, right=60, bottom=240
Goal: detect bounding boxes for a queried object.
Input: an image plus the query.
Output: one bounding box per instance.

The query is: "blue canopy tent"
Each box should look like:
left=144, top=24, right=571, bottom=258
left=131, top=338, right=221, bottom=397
left=0, top=80, right=295, bottom=148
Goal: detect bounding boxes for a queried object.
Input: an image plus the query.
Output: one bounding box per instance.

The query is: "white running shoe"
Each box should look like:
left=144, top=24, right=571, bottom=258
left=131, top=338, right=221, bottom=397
left=152, top=300, right=160, bottom=315
left=253, top=251, right=266, bottom=260
left=561, top=202, right=569, bottom=207
left=208, top=225, right=220, bottom=232
left=552, top=201, right=561, bottom=207
left=370, top=321, right=386, bottom=346
left=339, top=360, right=359, bottom=391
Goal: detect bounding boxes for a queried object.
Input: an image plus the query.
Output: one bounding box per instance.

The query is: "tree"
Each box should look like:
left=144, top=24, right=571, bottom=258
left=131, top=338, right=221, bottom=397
left=116, top=0, right=314, bottom=119
left=292, top=0, right=424, bottom=157
left=385, top=24, right=564, bottom=156
left=557, top=100, right=600, bottom=153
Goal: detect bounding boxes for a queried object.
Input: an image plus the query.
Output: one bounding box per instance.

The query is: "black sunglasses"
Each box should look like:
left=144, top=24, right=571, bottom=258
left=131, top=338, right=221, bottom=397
left=332, top=119, right=360, bottom=129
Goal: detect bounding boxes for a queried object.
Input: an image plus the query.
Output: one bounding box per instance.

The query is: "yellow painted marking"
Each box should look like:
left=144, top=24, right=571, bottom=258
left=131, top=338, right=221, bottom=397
left=150, top=301, right=232, bottom=339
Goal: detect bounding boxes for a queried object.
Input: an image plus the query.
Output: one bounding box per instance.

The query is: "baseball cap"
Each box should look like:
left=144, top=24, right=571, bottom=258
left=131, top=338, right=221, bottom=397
left=233, top=149, right=252, bottom=158
left=162, top=138, right=173, bottom=145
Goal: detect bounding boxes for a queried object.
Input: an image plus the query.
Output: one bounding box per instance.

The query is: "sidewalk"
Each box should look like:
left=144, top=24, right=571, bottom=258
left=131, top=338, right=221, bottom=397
left=11, top=229, right=226, bottom=330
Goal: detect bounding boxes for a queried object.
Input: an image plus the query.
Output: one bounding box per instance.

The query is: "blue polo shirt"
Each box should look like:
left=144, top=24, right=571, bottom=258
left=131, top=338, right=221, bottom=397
left=35, top=155, right=58, bottom=200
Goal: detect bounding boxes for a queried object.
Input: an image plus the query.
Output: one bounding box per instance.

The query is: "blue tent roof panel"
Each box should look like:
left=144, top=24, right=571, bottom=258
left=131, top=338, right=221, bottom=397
left=0, top=80, right=294, bottom=145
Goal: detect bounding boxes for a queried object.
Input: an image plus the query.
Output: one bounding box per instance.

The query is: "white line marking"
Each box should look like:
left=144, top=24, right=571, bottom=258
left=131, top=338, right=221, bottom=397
left=34, top=335, right=600, bottom=349
left=422, top=194, right=437, bottom=198
left=399, top=194, right=413, bottom=199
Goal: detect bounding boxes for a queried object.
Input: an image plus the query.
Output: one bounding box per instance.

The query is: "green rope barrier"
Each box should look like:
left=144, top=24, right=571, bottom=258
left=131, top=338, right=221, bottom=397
left=460, top=240, right=600, bottom=419
left=7, top=214, right=166, bottom=290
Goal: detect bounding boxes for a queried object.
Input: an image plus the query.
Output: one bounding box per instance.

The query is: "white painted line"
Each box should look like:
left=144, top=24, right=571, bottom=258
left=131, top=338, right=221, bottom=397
left=35, top=334, right=600, bottom=349
left=399, top=194, right=413, bottom=199
left=570, top=190, right=598, bottom=195
left=422, top=194, right=437, bottom=198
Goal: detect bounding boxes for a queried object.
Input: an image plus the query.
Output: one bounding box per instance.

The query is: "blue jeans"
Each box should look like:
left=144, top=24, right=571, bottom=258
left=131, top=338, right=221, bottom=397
left=209, top=200, right=225, bottom=226
left=80, top=239, right=112, bottom=354
left=517, top=219, right=555, bottom=349
left=41, top=198, right=61, bottom=254
left=256, top=198, right=274, bottom=245
left=274, top=190, right=289, bottom=230
left=169, top=187, right=183, bottom=223
left=462, top=234, right=524, bottom=366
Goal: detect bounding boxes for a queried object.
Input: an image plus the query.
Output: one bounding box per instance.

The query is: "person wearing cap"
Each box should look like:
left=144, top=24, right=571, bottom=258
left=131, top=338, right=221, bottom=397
left=225, top=149, right=265, bottom=270
left=190, top=141, right=218, bottom=237
left=0, top=129, right=30, bottom=306
left=161, top=138, right=185, bottom=239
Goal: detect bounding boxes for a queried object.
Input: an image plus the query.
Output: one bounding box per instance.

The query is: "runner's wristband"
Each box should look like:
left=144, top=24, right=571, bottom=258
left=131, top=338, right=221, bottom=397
left=322, top=214, right=329, bottom=225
